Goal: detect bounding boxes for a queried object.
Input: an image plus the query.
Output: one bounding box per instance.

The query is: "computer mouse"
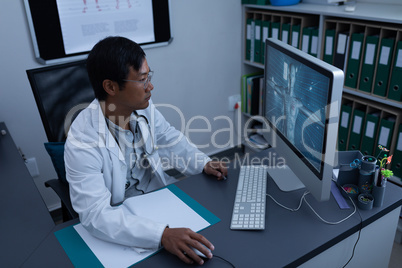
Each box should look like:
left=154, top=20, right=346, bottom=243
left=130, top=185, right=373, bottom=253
left=187, top=246, right=212, bottom=260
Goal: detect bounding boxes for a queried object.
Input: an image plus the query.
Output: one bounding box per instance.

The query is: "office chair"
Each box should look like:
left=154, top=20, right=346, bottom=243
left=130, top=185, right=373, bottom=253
left=27, top=60, right=95, bottom=221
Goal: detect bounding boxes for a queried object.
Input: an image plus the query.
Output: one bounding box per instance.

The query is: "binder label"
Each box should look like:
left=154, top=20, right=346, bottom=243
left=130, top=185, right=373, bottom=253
left=396, top=49, right=402, bottom=68
left=311, top=36, right=318, bottom=54
left=341, top=111, right=349, bottom=128
left=365, top=121, right=376, bottom=138
left=255, top=25, right=261, bottom=40
left=351, top=41, right=361, bottom=60
left=247, top=24, right=252, bottom=40
left=325, top=36, right=333, bottom=55
left=272, top=28, right=279, bottom=39
left=282, top=30, right=289, bottom=44
left=378, top=127, right=390, bottom=145
left=397, top=132, right=402, bottom=151
left=337, top=34, right=347, bottom=54
left=292, top=32, right=299, bottom=47
left=302, top=35, right=309, bottom=53
left=352, top=115, right=363, bottom=134
left=263, top=27, right=269, bottom=42
left=379, top=46, right=390, bottom=65
left=364, top=43, right=376, bottom=65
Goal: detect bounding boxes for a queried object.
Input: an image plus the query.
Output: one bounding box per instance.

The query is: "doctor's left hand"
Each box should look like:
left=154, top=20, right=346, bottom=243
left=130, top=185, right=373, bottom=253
left=203, top=161, right=228, bottom=180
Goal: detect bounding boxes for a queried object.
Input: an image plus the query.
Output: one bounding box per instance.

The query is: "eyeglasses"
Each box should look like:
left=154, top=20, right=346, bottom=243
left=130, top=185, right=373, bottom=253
left=123, top=71, right=154, bottom=89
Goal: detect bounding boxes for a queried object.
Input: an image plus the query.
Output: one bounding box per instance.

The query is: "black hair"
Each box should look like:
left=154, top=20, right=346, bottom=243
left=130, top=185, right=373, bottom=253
left=86, top=36, right=146, bottom=101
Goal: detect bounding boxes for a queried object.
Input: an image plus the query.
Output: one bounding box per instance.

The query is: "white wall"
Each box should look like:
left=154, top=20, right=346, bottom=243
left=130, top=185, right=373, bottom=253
left=0, top=0, right=242, bottom=210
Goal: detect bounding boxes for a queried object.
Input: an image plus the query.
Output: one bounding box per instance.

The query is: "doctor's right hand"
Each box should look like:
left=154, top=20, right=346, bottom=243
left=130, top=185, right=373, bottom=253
left=161, top=227, right=214, bottom=265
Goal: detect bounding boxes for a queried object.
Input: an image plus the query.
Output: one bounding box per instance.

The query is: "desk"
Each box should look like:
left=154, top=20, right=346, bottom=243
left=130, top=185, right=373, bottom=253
left=23, top=150, right=402, bottom=267
left=0, top=122, right=55, bottom=267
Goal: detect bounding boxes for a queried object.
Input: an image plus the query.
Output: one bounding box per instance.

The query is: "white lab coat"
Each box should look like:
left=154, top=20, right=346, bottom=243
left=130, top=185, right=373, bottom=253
left=64, top=99, right=210, bottom=249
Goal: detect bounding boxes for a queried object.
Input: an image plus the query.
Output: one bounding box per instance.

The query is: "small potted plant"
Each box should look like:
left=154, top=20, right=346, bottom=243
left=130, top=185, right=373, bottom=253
left=380, top=168, right=394, bottom=186
left=373, top=145, right=393, bottom=207
left=376, top=146, right=393, bottom=187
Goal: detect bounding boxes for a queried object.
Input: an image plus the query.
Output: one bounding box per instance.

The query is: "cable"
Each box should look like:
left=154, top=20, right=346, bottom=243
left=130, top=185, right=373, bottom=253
left=342, top=206, right=363, bottom=267
left=213, top=255, right=236, bottom=268
left=331, top=178, right=363, bottom=267
left=267, top=191, right=307, bottom=212
left=305, top=193, right=357, bottom=225
left=267, top=190, right=357, bottom=225
left=268, top=179, right=363, bottom=266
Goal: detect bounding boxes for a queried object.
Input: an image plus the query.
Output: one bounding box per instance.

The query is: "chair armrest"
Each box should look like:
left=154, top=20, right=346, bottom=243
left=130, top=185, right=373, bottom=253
left=45, top=179, right=78, bottom=220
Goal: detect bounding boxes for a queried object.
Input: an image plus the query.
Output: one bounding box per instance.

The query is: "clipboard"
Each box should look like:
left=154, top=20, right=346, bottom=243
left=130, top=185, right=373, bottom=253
left=55, top=184, right=220, bottom=268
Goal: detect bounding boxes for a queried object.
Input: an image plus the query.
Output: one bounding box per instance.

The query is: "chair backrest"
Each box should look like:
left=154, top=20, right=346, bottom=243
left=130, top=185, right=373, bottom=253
left=27, top=60, right=95, bottom=142
left=27, top=60, right=94, bottom=221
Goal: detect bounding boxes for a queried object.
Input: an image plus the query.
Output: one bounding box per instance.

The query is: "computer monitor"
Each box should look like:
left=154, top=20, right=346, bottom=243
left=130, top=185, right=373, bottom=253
left=263, top=38, right=344, bottom=202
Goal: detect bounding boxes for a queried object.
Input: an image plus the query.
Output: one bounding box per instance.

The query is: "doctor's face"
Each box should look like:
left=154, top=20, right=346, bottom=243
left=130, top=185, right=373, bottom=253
left=117, top=59, right=154, bottom=111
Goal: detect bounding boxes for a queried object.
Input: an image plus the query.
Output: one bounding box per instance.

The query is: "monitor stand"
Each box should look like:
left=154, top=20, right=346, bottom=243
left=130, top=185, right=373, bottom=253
left=267, top=165, right=305, bottom=192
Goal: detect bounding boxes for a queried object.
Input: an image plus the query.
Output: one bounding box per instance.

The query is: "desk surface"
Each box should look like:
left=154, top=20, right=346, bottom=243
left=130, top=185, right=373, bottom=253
left=0, top=122, right=55, bottom=267
left=23, top=150, right=402, bottom=267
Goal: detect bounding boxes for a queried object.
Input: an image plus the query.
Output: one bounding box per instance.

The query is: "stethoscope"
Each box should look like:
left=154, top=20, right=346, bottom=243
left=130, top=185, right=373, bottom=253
left=105, top=113, right=158, bottom=159
left=135, top=113, right=158, bottom=158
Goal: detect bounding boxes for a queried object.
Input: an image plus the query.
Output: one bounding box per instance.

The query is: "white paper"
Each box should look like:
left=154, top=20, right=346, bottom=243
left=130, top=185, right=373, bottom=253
left=74, top=224, right=153, bottom=268
left=352, top=115, right=362, bottom=134
left=379, top=46, right=390, bottom=65
left=351, top=41, right=361, bottom=60
left=365, top=121, right=375, bottom=138
left=56, top=0, right=155, bottom=55
left=123, top=188, right=209, bottom=231
left=364, top=43, right=376, bottom=65
left=74, top=188, right=210, bottom=268
left=325, top=36, right=333, bottom=55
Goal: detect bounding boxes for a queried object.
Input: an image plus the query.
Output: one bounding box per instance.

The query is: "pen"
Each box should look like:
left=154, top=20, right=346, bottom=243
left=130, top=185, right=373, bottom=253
left=222, top=175, right=228, bottom=180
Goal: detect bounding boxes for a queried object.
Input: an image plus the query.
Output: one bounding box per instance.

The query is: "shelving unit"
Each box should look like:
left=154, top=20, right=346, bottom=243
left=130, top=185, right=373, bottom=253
left=241, top=2, right=402, bottom=181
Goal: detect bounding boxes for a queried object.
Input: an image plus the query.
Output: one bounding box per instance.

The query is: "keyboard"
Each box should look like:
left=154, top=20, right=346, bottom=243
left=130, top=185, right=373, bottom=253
left=230, top=165, right=267, bottom=230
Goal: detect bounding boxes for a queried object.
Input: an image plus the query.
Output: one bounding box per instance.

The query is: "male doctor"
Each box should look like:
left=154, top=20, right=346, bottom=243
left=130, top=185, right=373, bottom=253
left=64, top=36, right=227, bottom=265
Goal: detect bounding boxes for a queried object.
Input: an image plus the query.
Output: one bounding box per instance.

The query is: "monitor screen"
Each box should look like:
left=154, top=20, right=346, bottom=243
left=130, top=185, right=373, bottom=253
left=24, top=0, right=172, bottom=64
left=263, top=38, right=344, bottom=201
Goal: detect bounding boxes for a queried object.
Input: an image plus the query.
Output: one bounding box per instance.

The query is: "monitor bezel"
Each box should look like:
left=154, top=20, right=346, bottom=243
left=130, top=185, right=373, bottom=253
left=264, top=39, right=335, bottom=179
left=262, top=38, right=343, bottom=201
